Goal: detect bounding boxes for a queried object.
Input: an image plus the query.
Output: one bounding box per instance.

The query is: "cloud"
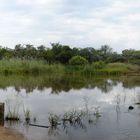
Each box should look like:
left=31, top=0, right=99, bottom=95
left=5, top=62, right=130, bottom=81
left=0, top=0, right=139, bottom=52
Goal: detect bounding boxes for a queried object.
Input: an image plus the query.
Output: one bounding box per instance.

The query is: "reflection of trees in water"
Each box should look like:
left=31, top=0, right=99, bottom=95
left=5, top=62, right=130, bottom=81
left=114, top=94, right=121, bottom=123
left=36, top=76, right=119, bottom=94
left=121, top=76, right=140, bottom=89
left=0, top=75, right=139, bottom=94
left=48, top=126, right=60, bottom=136
left=97, top=80, right=118, bottom=93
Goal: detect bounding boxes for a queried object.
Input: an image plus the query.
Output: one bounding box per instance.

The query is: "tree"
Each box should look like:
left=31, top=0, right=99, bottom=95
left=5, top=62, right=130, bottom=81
left=80, top=47, right=95, bottom=63
left=72, top=47, right=80, bottom=56
left=24, top=44, right=37, bottom=59
left=14, top=44, right=25, bottom=59
left=44, top=49, right=55, bottom=64
left=98, top=45, right=113, bottom=62
left=37, top=45, right=46, bottom=59
left=100, top=45, right=112, bottom=55
left=50, top=43, right=73, bottom=64
left=122, top=49, right=140, bottom=65
left=122, top=49, right=135, bottom=63
left=58, top=45, right=72, bottom=64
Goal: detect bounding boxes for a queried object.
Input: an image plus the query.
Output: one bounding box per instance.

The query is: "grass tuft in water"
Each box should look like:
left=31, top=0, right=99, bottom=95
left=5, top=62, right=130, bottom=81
left=23, top=107, right=31, bottom=123
left=48, top=114, right=60, bottom=127
left=5, top=99, right=20, bottom=121
left=5, top=108, right=20, bottom=121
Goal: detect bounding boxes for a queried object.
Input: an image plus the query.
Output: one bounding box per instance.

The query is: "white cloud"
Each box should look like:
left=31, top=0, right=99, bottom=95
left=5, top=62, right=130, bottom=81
left=0, top=0, right=139, bottom=51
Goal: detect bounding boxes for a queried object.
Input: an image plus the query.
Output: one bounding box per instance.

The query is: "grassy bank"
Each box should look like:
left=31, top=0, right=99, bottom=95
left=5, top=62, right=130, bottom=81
left=0, top=59, right=139, bottom=76
left=82, top=62, right=140, bottom=75
left=0, top=59, right=64, bottom=75
left=66, top=62, right=140, bottom=76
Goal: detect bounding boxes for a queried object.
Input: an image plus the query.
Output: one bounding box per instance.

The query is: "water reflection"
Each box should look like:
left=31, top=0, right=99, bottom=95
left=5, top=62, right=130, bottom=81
left=0, top=74, right=139, bottom=94
left=114, top=94, right=121, bottom=122
left=0, top=75, right=139, bottom=140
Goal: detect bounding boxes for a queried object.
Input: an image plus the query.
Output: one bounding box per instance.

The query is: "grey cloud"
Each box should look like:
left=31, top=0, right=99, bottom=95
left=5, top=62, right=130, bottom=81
left=0, top=0, right=139, bottom=51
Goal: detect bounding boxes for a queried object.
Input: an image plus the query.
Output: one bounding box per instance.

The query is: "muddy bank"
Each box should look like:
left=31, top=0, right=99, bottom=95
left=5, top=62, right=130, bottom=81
left=0, top=127, right=26, bottom=140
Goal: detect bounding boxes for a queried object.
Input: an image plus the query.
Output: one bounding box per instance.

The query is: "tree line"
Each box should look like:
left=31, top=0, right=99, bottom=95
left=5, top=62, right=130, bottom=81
left=0, top=43, right=139, bottom=65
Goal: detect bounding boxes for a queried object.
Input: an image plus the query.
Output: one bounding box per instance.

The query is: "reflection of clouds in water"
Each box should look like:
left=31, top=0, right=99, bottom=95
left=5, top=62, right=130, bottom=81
left=0, top=81, right=139, bottom=122
left=0, top=78, right=139, bottom=140
left=0, top=83, right=140, bottom=115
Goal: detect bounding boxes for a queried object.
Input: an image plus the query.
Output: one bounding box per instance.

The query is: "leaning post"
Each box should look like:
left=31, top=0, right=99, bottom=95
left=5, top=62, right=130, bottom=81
left=0, top=103, right=4, bottom=126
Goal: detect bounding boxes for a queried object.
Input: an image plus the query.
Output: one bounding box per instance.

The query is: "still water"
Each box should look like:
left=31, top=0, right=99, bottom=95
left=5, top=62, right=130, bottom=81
left=0, top=74, right=140, bottom=140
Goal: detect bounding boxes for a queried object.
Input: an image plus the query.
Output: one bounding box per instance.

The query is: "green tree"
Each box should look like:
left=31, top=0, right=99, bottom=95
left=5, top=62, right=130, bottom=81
left=37, top=45, right=46, bottom=59
left=14, top=44, right=25, bottom=59
left=44, top=49, right=55, bottom=64
left=58, top=45, right=72, bottom=64
left=122, top=49, right=135, bottom=63
left=24, top=44, right=37, bottom=59
left=98, top=45, right=113, bottom=62
left=80, top=47, right=95, bottom=63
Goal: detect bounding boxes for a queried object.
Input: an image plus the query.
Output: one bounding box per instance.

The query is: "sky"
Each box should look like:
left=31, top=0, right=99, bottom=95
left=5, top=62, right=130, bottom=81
left=0, top=0, right=140, bottom=52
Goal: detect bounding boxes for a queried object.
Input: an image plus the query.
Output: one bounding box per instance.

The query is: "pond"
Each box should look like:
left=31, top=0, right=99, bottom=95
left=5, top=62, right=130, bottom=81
left=0, top=74, right=140, bottom=140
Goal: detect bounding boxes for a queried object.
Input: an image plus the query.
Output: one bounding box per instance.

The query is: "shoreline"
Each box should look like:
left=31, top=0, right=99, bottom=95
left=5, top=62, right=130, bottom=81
left=0, top=127, right=26, bottom=140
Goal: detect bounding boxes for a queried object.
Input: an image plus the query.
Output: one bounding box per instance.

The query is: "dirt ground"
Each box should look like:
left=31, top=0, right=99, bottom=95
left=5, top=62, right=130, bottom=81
left=0, top=127, right=26, bottom=140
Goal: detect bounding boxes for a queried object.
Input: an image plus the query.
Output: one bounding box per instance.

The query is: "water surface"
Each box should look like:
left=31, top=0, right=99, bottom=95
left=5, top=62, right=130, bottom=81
left=0, top=74, right=140, bottom=140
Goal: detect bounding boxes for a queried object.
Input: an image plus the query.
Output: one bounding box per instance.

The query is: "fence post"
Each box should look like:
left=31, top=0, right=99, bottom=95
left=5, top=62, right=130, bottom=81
left=0, top=103, right=4, bottom=126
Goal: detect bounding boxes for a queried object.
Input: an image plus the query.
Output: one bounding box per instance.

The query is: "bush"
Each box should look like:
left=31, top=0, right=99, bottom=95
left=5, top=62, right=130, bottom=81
left=92, top=61, right=106, bottom=69
left=69, top=55, right=88, bottom=65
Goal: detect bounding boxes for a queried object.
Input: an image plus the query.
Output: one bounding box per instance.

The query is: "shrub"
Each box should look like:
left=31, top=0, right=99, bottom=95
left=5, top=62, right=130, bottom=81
left=69, top=55, right=88, bottom=65
left=92, top=61, right=105, bottom=69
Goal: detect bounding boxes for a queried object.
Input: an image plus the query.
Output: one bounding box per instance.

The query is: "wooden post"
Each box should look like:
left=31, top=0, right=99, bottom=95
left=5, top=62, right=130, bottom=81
left=0, top=103, right=4, bottom=126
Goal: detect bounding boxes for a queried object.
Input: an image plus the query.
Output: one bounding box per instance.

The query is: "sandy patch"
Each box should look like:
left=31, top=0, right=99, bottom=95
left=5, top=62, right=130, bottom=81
left=0, top=127, right=26, bottom=140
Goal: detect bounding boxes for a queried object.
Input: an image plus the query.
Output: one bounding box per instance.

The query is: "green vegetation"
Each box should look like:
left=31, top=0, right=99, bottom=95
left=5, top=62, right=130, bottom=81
left=5, top=100, right=20, bottom=121
left=82, top=62, right=140, bottom=76
left=0, top=59, right=64, bottom=75
left=5, top=99, right=32, bottom=122
left=0, top=59, right=139, bottom=76
left=48, top=114, right=60, bottom=127
left=5, top=110, right=20, bottom=121
left=0, top=43, right=139, bottom=65
left=23, top=108, right=31, bottom=122
left=69, top=55, right=88, bottom=65
left=0, top=74, right=139, bottom=95
left=48, top=105, right=101, bottom=129
left=5, top=107, right=32, bottom=122
left=0, top=43, right=139, bottom=75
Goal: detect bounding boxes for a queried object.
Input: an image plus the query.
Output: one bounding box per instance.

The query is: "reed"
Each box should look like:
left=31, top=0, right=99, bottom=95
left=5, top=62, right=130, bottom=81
left=23, top=107, right=31, bottom=122
left=0, top=59, right=139, bottom=76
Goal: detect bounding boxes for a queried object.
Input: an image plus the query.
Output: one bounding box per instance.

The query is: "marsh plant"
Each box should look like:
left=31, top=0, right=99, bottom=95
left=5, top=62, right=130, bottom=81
left=5, top=109, right=20, bottom=121
left=62, top=110, right=84, bottom=124
left=47, top=96, right=102, bottom=129
left=48, top=106, right=101, bottom=133
left=83, top=96, right=89, bottom=114
left=5, top=99, right=33, bottom=122
left=83, top=96, right=101, bottom=118
left=5, top=99, right=20, bottom=121
left=93, top=106, right=101, bottom=118
left=48, top=114, right=60, bottom=127
left=23, top=107, right=31, bottom=122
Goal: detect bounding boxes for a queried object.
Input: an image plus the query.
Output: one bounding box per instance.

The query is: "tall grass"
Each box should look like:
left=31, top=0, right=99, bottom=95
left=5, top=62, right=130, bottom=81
left=0, top=59, right=139, bottom=75
left=23, top=107, right=31, bottom=122
left=0, top=59, right=64, bottom=75
left=82, top=62, right=140, bottom=76
left=103, top=63, right=140, bottom=75
left=5, top=99, right=20, bottom=121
